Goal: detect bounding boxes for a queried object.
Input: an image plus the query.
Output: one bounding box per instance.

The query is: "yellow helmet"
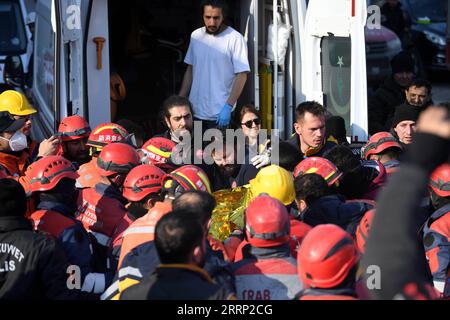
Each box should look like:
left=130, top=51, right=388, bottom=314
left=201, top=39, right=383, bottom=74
left=0, top=90, right=37, bottom=116
left=249, top=165, right=295, bottom=206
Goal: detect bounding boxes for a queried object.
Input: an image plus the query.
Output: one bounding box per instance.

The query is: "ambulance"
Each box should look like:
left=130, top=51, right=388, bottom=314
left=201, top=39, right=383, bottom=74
left=3, top=0, right=370, bottom=142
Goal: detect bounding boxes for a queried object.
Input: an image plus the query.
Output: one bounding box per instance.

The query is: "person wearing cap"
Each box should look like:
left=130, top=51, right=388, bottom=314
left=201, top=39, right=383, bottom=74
left=368, top=51, right=416, bottom=134
left=391, top=104, right=420, bottom=147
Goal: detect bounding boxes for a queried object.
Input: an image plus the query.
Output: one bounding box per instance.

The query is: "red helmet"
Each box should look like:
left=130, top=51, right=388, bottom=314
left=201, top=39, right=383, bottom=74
left=297, top=224, right=359, bottom=288
left=245, top=195, right=290, bottom=248
left=429, top=164, right=450, bottom=197
left=162, top=165, right=211, bottom=198
left=123, top=164, right=165, bottom=202
left=57, top=115, right=91, bottom=142
left=96, top=143, right=140, bottom=177
left=87, top=123, right=129, bottom=152
left=28, top=156, right=79, bottom=192
left=293, top=157, right=343, bottom=187
left=362, top=132, right=402, bottom=160
left=355, top=209, right=376, bottom=254
left=140, top=137, right=176, bottom=170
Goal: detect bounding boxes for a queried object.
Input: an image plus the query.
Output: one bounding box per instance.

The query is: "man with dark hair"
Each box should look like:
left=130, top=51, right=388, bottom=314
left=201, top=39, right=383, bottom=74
left=287, top=101, right=336, bottom=158
left=368, top=51, right=415, bottom=134
left=172, top=190, right=216, bottom=225
left=120, top=210, right=235, bottom=300
left=0, top=179, right=91, bottom=299
left=278, top=141, right=303, bottom=172
left=157, top=95, right=193, bottom=143
left=294, top=173, right=372, bottom=235
left=179, top=0, right=250, bottom=130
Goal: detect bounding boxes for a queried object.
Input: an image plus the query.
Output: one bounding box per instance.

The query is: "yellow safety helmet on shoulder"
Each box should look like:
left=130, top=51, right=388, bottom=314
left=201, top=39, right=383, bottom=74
left=249, top=165, right=295, bottom=206
left=0, top=90, right=37, bottom=116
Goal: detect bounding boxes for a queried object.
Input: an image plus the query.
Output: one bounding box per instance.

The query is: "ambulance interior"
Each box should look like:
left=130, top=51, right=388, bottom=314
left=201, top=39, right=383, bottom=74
left=107, top=0, right=247, bottom=137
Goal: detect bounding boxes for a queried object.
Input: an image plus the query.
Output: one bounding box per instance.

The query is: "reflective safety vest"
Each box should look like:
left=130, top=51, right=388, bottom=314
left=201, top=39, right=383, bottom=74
left=76, top=158, right=102, bottom=189
left=76, top=183, right=128, bottom=247
left=117, top=201, right=172, bottom=268
left=232, top=256, right=302, bottom=300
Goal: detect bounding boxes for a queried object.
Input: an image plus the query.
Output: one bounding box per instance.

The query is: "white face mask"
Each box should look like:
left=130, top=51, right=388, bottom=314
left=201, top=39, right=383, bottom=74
left=0, top=131, right=28, bottom=151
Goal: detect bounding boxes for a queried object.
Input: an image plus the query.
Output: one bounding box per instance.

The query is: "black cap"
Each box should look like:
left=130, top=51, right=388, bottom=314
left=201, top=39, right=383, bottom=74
left=390, top=51, right=415, bottom=74
left=391, top=104, right=420, bottom=128
left=0, top=179, right=27, bottom=217
left=0, top=111, right=26, bottom=132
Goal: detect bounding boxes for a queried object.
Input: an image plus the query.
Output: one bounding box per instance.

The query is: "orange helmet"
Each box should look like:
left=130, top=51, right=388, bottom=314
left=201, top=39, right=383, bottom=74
left=123, top=164, right=165, bottom=202
left=140, top=137, right=176, bottom=171
left=429, top=164, right=450, bottom=198
left=87, top=123, right=129, bottom=152
left=245, top=195, right=290, bottom=248
left=355, top=209, right=376, bottom=254
left=362, top=132, right=402, bottom=160
left=297, top=224, right=359, bottom=288
left=57, top=115, right=91, bottom=142
left=28, top=156, right=79, bottom=192
left=293, top=157, right=343, bottom=187
left=96, top=142, right=140, bottom=177
left=162, top=165, right=211, bottom=198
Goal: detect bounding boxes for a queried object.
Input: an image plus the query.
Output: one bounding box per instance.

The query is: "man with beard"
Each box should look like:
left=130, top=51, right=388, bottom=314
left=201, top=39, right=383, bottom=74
left=179, top=0, right=250, bottom=130
left=56, top=115, right=92, bottom=166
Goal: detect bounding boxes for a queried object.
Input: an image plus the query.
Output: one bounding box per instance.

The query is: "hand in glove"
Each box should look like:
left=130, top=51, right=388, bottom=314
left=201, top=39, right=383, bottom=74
left=251, top=153, right=271, bottom=169
left=216, top=103, right=233, bottom=128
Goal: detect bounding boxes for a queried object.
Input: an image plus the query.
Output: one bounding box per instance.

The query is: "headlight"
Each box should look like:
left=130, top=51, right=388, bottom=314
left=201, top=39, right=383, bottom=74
left=386, top=37, right=402, bottom=51
left=423, top=30, right=446, bottom=46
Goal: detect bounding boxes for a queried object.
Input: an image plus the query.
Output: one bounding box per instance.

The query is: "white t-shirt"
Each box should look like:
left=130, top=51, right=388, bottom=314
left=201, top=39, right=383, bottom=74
left=184, top=26, right=250, bottom=121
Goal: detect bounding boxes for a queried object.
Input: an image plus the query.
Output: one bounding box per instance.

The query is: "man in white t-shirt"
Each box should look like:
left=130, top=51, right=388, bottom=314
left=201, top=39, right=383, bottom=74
left=179, top=0, right=250, bottom=130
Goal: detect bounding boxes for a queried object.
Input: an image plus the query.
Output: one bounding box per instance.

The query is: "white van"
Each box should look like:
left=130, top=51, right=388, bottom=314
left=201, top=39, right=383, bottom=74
left=4, top=0, right=370, bottom=143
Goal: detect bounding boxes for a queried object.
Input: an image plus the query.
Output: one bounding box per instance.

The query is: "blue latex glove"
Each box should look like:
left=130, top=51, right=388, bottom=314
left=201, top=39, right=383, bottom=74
left=216, top=103, right=233, bottom=128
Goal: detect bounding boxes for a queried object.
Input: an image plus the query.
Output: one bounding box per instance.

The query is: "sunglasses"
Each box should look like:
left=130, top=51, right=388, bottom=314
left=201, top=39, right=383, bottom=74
left=241, top=118, right=261, bottom=129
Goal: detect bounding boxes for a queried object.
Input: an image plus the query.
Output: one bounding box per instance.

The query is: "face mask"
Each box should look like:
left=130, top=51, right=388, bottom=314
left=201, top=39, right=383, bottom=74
left=0, top=131, right=28, bottom=151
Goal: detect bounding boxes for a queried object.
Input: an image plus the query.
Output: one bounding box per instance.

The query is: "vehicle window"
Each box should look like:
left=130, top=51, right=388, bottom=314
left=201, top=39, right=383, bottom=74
left=407, top=0, right=446, bottom=23
left=34, top=15, right=54, bottom=112
left=321, top=36, right=352, bottom=135
left=0, top=1, right=27, bottom=55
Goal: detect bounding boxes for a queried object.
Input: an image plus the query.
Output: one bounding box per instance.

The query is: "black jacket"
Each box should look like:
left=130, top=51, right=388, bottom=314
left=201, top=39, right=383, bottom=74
left=119, top=264, right=234, bottom=300
left=0, top=216, right=86, bottom=300
left=368, top=76, right=406, bottom=135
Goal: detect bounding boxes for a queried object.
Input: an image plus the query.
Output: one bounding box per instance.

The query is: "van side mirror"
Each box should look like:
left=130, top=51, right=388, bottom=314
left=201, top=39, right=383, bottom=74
left=4, top=55, right=25, bottom=88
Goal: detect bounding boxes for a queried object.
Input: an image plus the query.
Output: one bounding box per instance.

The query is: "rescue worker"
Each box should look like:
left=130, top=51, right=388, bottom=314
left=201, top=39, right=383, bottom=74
left=120, top=210, right=235, bottom=300
left=0, top=178, right=87, bottom=299
left=232, top=195, right=303, bottom=300
left=287, top=101, right=336, bottom=158
left=0, top=90, right=40, bottom=161
left=0, top=111, right=28, bottom=177
left=117, top=164, right=166, bottom=266
left=361, top=106, right=449, bottom=300
left=76, top=122, right=129, bottom=189
left=76, top=142, right=140, bottom=256
left=323, top=145, right=386, bottom=200
left=57, top=115, right=91, bottom=166
left=294, top=173, right=373, bottom=235
left=296, top=224, right=359, bottom=300
left=293, top=156, right=343, bottom=188
left=423, top=163, right=450, bottom=294
left=27, top=156, right=111, bottom=294
left=362, top=132, right=403, bottom=175
left=139, top=137, right=177, bottom=172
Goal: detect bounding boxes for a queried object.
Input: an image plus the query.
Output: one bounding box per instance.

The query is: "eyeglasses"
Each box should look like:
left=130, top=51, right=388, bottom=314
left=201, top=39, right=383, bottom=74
left=241, top=118, right=261, bottom=129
